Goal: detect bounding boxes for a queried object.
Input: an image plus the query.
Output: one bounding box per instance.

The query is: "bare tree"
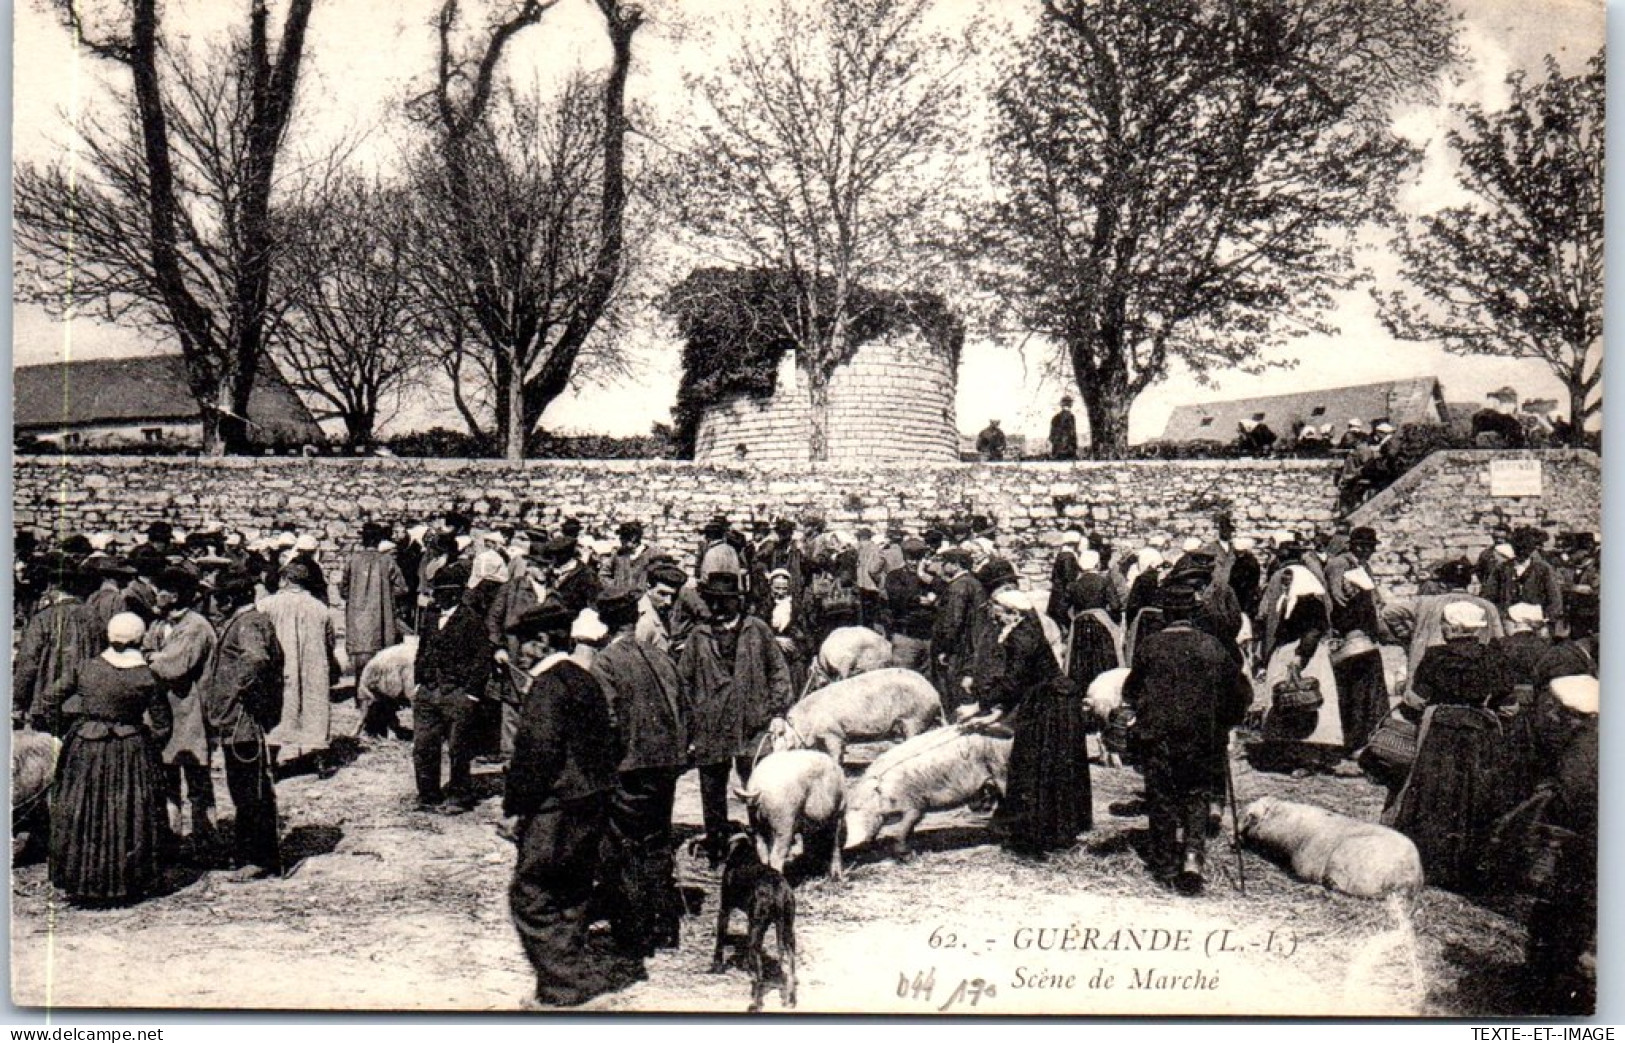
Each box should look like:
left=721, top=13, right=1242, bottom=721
left=15, top=0, right=316, bottom=456
left=671, top=0, right=977, bottom=461
left=981, top=0, right=1459, bottom=457
left=1377, top=54, right=1603, bottom=443
left=276, top=176, right=435, bottom=447
left=410, top=0, right=645, bottom=462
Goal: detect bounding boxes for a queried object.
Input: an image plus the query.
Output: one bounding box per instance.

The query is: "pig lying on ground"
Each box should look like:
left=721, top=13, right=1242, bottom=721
left=843, top=724, right=1013, bottom=857
left=734, top=750, right=846, bottom=880
left=354, top=636, right=418, bottom=739
left=12, top=730, right=60, bottom=861
left=1240, top=796, right=1424, bottom=899
left=801, top=627, right=892, bottom=696
left=769, top=668, right=941, bottom=763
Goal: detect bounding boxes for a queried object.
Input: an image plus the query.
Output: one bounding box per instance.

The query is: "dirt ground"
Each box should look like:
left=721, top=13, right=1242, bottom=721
left=11, top=687, right=1538, bottom=1017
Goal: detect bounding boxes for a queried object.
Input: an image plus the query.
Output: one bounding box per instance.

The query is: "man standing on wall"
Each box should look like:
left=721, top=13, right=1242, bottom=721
left=1049, top=397, right=1079, bottom=460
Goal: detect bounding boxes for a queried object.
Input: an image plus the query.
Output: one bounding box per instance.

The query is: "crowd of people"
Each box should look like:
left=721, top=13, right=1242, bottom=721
left=11, top=502, right=1602, bottom=1010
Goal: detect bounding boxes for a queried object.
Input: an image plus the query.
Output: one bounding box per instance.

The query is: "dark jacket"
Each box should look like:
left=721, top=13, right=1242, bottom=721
left=553, top=562, right=603, bottom=616
left=1048, top=409, right=1078, bottom=459
left=884, top=567, right=936, bottom=641
left=1411, top=639, right=1514, bottom=712
left=591, top=634, right=690, bottom=773
left=416, top=601, right=493, bottom=695
left=1123, top=622, right=1251, bottom=781
left=678, top=615, right=793, bottom=764
left=981, top=614, right=1062, bottom=714
left=504, top=658, right=621, bottom=815
left=1492, top=554, right=1564, bottom=623
left=1047, top=550, right=1082, bottom=629
left=204, top=605, right=285, bottom=744
left=931, top=572, right=984, bottom=664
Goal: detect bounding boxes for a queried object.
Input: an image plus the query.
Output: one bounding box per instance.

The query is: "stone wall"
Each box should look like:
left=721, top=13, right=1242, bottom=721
left=16, top=456, right=1339, bottom=589
left=17, top=450, right=1596, bottom=600
left=693, top=330, right=959, bottom=465
left=1346, top=449, right=1601, bottom=598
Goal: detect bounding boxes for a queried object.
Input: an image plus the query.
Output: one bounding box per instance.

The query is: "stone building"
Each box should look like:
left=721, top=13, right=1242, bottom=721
left=691, top=329, right=960, bottom=466
left=15, top=355, right=322, bottom=451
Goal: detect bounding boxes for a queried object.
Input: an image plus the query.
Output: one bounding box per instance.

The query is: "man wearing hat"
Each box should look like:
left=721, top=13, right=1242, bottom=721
left=1045, top=529, right=1085, bottom=634
left=1492, top=527, right=1563, bottom=626
left=853, top=527, right=887, bottom=631
left=608, top=521, right=663, bottom=595
left=1338, top=417, right=1368, bottom=450
left=124, top=546, right=167, bottom=623
left=1392, top=558, right=1504, bottom=693
left=886, top=539, right=939, bottom=673
left=1473, top=388, right=1526, bottom=448
left=505, top=597, right=640, bottom=1006
left=753, top=519, right=805, bottom=611
left=697, top=518, right=742, bottom=582
left=589, top=587, right=691, bottom=959
left=1474, top=522, right=1513, bottom=601
left=637, top=563, right=690, bottom=655
left=412, top=561, right=491, bottom=813
left=1049, top=396, right=1078, bottom=460
left=202, top=568, right=285, bottom=880
left=677, top=572, right=794, bottom=859
left=13, top=556, right=101, bottom=734
left=341, top=522, right=410, bottom=698
left=146, top=567, right=221, bottom=851
left=1324, top=527, right=1390, bottom=752
left=1121, top=582, right=1252, bottom=894
left=86, top=556, right=141, bottom=643
left=143, top=521, right=178, bottom=559
left=544, top=535, right=602, bottom=617
left=930, top=549, right=985, bottom=715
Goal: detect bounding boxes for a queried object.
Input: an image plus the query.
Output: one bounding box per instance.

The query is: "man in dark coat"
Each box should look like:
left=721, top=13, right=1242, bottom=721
left=413, top=562, right=491, bottom=812
left=1122, top=587, right=1252, bottom=894
left=678, top=572, right=794, bottom=857
left=203, top=569, right=286, bottom=880
left=590, top=588, right=692, bottom=959
left=548, top=536, right=603, bottom=616
left=1049, top=397, right=1079, bottom=460
left=885, top=539, right=938, bottom=673
left=13, top=557, right=100, bottom=734
left=505, top=599, right=641, bottom=1007
left=930, top=549, right=985, bottom=716
left=1493, top=527, right=1564, bottom=625
left=975, top=420, right=1007, bottom=461
left=607, top=521, right=663, bottom=594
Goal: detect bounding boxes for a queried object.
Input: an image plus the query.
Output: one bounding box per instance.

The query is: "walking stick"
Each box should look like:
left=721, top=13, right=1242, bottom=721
left=1224, top=740, right=1248, bottom=895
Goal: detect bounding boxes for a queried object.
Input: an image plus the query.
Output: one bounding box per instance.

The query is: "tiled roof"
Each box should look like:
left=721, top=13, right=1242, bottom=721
left=15, top=355, right=321, bottom=440
left=1160, top=377, right=1444, bottom=442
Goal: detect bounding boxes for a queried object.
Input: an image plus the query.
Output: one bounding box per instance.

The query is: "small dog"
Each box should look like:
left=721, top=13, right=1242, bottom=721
left=709, top=832, right=798, bottom=1012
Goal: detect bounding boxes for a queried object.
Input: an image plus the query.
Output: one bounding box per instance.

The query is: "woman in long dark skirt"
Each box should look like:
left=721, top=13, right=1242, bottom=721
left=981, top=591, right=1092, bottom=857
left=50, top=612, right=172, bottom=905
left=1064, top=555, right=1122, bottom=694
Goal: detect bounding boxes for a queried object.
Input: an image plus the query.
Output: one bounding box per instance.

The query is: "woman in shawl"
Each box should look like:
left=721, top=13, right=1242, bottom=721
left=50, top=613, right=173, bottom=905
left=1324, top=527, right=1391, bottom=754
left=1252, top=542, right=1344, bottom=774
left=760, top=568, right=810, bottom=695
left=980, top=590, right=1092, bottom=857
left=1064, top=549, right=1123, bottom=692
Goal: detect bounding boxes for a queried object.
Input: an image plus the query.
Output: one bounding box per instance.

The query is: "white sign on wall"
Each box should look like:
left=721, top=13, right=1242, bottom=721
left=1489, top=458, right=1543, bottom=497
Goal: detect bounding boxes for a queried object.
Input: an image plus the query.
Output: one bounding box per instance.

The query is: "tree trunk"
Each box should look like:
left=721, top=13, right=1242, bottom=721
left=1568, top=379, right=1590, bottom=447
left=1081, top=382, right=1131, bottom=459
left=503, top=355, right=526, bottom=462
left=345, top=412, right=374, bottom=448
left=808, top=375, right=831, bottom=462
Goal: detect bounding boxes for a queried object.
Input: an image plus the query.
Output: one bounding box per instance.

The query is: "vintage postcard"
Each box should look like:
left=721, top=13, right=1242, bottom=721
left=9, top=0, right=1604, bottom=1019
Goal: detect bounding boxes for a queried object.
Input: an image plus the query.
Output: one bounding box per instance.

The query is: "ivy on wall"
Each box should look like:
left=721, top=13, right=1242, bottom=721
left=663, top=267, right=964, bottom=457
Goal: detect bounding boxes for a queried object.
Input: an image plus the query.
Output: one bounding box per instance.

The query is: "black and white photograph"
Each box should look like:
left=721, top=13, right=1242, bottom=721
left=7, top=0, right=1606, bottom=1018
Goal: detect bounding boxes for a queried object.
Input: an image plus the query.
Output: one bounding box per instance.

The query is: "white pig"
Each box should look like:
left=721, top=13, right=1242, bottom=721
left=734, top=750, right=847, bottom=880
left=1084, top=667, right=1130, bottom=767
left=801, top=626, right=892, bottom=696
left=354, top=635, right=418, bottom=739
left=12, top=730, right=60, bottom=860
left=769, top=668, right=942, bottom=763
left=1240, top=797, right=1425, bottom=899
left=842, top=725, right=1012, bottom=857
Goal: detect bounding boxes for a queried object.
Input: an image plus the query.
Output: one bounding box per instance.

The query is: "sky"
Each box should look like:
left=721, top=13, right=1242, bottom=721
left=8, top=0, right=1606, bottom=444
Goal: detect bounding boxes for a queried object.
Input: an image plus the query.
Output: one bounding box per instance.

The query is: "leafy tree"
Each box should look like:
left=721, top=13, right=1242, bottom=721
left=15, top=0, right=316, bottom=455
left=1377, top=54, right=1603, bottom=443
left=982, top=0, right=1458, bottom=457
left=672, top=0, right=976, bottom=461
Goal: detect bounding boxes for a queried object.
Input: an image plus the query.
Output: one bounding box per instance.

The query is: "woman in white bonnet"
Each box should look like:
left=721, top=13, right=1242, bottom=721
left=978, top=589, right=1092, bottom=858
left=49, top=612, right=172, bottom=905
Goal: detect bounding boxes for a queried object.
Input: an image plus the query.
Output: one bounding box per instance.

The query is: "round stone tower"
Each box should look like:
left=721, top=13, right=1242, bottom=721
left=692, top=329, right=960, bottom=465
